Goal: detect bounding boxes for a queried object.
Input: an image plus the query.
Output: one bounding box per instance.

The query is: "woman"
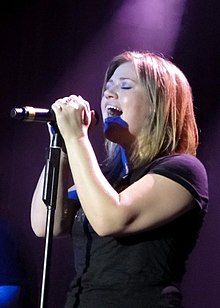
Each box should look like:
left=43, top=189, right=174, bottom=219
left=31, top=51, right=208, bottom=307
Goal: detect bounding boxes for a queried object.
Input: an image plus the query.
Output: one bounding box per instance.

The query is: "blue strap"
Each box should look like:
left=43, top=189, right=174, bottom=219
left=68, top=189, right=79, bottom=201
left=103, top=116, right=128, bottom=133
left=104, top=116, right=130, bottom=177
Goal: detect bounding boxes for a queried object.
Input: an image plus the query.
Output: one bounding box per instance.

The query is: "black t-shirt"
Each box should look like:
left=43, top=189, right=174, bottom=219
left=65, top=154, right=208, bottom=308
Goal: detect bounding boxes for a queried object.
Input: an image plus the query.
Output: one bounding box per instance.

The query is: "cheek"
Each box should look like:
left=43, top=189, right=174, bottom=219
left=125, top=96, right=148, bottom=119
left=125, top=100, right=149, bottom=133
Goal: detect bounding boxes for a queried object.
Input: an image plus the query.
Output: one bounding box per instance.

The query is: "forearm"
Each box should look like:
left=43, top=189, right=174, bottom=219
left=65, top=136, right=122, bottom=236
left=31, top=151, right=74, bottom=237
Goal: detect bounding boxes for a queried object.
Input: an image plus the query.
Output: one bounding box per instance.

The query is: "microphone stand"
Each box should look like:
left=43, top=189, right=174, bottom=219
left=40, top=126, right=62, bottom=308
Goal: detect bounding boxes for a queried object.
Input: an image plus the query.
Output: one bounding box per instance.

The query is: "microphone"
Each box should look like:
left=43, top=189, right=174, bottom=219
left=10, top=106, right=55, bottom=122
left=10, top=106, right=99, bottom=125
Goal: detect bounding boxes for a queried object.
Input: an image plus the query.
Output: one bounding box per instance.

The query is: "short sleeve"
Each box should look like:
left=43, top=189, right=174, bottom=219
left=148, top=154, right=208, bottom=211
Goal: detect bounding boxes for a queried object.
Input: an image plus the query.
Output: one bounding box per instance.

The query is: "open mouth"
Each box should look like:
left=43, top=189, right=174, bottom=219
left=106, top=105, right=122, bottom=117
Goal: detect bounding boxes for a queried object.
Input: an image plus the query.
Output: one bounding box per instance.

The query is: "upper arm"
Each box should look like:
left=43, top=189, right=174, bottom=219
left=106, top=155, right=208, bottom=236
left=115, top=173, right=194, bottom=235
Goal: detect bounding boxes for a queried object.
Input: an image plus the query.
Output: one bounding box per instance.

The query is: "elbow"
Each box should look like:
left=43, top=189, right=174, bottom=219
left=91, top=218, right=126, bottom=237
left=31, top=225, right=65, bottom=238
left=34, top=230, right=45, bottom=237
left=94, top=227, right=109, bottom=237
left=31, top=221, right=46, bottom=237
left=30, top=211, right=46, bottom=237
left=89, top=219, right=112, bottom=237
left=31, top=221, right=67, bottom=238
left=94, top=225, right=125, bottom=237
left=85, top=201, right=133, bottom=237
left=91, top=211, right=136, bottom=237
left=32, top=228, right=45, bottom=238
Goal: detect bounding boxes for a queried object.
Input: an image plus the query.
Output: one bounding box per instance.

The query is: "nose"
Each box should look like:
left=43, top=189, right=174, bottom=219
left=104, top=86, right=118, bottom=99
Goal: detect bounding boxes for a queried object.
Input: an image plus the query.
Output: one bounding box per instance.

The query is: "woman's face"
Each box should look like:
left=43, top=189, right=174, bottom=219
left=101, top=61, right=149, bottom=147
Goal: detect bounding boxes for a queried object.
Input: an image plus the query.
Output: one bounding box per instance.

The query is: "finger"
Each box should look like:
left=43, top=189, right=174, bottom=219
left=69, top=95, right=79, bottom=106
left=61, top=95, right=79, bottom=109
left=52, top=102, right=63, bottom=111
left=69, top=95, right=78, bottom=100
left=54, top=97, right=71, bottom=108
left=90, top=110, right=97, bottom=127
left=77, top=96, right=91, bottom=125
left=63, top=96, right=72, bottom=104
left=82, top=109, right=88, bottom=125
left=78, top=95, right=90, bottom=112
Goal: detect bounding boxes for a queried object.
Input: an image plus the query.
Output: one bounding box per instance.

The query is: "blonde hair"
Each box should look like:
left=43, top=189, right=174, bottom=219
left=103, top=51, right=198, bottom=169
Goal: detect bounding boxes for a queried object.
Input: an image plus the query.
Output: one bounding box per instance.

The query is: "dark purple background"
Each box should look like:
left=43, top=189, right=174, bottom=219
left=0, top=1, right=219, bottom=307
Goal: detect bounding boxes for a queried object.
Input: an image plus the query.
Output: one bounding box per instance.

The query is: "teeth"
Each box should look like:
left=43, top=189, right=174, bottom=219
left=106, top=105, right=122, bottom=116
left=107, top=105, right=121, bottom=111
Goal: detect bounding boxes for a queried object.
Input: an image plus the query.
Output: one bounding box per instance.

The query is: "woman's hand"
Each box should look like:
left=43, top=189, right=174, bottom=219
left=52, top=95, right=92, bottom=141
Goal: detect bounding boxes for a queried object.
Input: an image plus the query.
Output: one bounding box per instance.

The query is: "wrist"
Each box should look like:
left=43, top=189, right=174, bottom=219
left=65, top=135, right=91, bottom=157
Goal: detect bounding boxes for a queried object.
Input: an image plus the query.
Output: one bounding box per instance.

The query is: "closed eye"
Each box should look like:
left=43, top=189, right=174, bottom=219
left=121, top=86, right=132, bottom=89
left=121, top=81, right=133, bottom=89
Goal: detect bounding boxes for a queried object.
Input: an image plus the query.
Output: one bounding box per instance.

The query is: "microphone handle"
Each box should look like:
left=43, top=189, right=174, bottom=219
left=10, top=106, right=55, bottom=122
